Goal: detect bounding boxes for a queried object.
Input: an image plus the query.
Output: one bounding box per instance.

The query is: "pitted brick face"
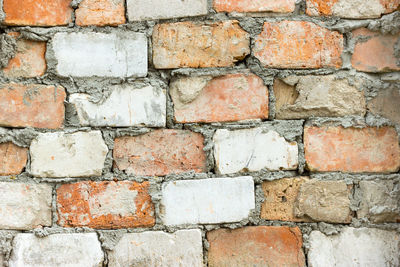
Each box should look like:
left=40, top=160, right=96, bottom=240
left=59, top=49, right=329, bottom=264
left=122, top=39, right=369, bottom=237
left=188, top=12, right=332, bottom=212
left=75, top=0, right=126, bottom=26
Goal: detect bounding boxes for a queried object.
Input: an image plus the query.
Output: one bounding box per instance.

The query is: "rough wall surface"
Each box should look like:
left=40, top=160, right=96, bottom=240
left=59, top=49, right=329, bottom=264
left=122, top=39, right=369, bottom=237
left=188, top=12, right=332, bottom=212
left=0, top=0, right=399, bottom=266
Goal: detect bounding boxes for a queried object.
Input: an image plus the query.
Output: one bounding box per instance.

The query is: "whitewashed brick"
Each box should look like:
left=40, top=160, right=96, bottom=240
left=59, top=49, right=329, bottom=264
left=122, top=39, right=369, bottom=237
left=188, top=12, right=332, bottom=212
left=9, top=233, right=104, bottom=267
left=30, top=131, right=108, bottom=178
left=161, top=177, right=255, bottom=225
left=0, top=183, right=52, bottom=230
left=70, top=84, right=166, bottom=127
left=127, top=0, right=208, bottom=21
left=52, top=32, right=147, bottom=77
left=108, top=230, right=203, bottom=267
left=214, top=128, right=298, bottom=174
left=308, top=228, right=400, bottom=267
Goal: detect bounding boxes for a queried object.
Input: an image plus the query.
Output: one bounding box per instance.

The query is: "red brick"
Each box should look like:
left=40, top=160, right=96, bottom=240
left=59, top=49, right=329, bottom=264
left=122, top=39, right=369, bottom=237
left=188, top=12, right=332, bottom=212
left=207, top=226, right=305, bottom=267
left=304, top=126, right=400, bottom=173
left=3, top=0, right=73, bottom=26
left=0, top=83, right=66, bottom=129
left=213, top=0, right=295, bottom=13
left=351, top=28, right=400, bottom=73
left=57, top=181, right=155, bottom=229
left=113, top=130, right=206, bottom=176
left=170, top=73, right=269, bottom=123
left=0, top=143, right=28, bottom=176
left=75, top=0, right=126, bottom=26
left=254, top=21, right=343, bottom=69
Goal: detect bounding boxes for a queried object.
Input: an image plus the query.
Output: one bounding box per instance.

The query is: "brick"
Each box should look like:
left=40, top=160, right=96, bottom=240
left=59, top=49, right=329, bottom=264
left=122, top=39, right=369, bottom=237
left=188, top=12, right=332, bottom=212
left=274, top=75, right=366, bottom=119
left=57, top=181, right=155, bottom=229
left=306, top=0, right=400, bottom=18
left=161, top=177, right=254, bottom=225
left=213, top=0, right=296, bottom=13
left=207, top=226, right=305, bottom=267
left=308, top=228, right=400, bottom=267
left=254, top=21, right=343, bottom=69
left=0, top=83, right=66, bottom=129
left=304, top=126, right=400, bottom=173
left=0, top=182, right=52, bottom=230
left=0, top=143, right=28, bottom=176
left=368, top=88, right=400, bottom=124
left=152, top=21, right=250, bottom=69
left=261, top=177, right=311, bottom=222
left=357, top=180, right=400, bottom=223
left=294, top=180, right=352, bottom=223
left=214, top=128, right=298, bottom=174
left=52, top=32, right=147, bottom=77
left=108, top=230, right=203, bottom=267
left=170, top=73, right=268, bottom=123
left=69, top=84, right=166, bottom=127
left=9, top=233, right=104, bottom=266
left=75, top=0, right=125, bottom=26
left=3, top=0, right=73, bottom=26
left=127, top=0, right=207, bottom=21
left=113, top=130, right=206, bottom=176
left=30, top=131, right=108, bottom=178
left=351, top=28, right=400, bottom=72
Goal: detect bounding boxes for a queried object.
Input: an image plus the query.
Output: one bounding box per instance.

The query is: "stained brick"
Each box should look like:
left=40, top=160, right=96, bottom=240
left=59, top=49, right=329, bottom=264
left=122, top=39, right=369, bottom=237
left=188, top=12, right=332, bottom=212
left=0, top=142, right=28, bottom=176
left=368, top=87, right=400, bottom=124
left=213, top=0, right=296, bottom=13
left=75, top=0, right=126, bottom=26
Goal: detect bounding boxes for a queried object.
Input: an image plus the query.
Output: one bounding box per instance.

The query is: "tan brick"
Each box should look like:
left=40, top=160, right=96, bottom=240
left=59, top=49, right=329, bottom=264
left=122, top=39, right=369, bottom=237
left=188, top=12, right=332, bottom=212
left=75, top=0, right=126, bottom=26
left=254, top=21, right=343, bottom=69
left=368, top=88, right=400, bottom=124
left=213, top=0, right=296, bottom=13
left=304, top=126, right=400, bottom=173
left=152, top=21, right=250, bottom=69
left=0, top=143, right=28, bottom=176
left=170, top=73, right=269, bottom=123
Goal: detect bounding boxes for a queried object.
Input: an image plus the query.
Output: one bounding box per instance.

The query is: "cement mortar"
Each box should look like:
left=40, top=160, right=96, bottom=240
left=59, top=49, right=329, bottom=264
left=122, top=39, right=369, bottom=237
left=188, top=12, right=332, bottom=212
left=0, top=33, right=16, bottom=69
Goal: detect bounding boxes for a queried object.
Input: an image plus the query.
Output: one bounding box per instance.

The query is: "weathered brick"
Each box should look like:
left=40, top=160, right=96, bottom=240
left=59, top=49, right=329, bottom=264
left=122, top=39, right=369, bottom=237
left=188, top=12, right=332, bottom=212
left=351, top=28, right=400, bottom=72
left=368, top=87, right=400, bottom=124
left=57, top=181, right=155, bottom=229
left=304, top=126, right=400, bottom=173
left=254, top=21, right=343, bottom=69
left=9, top=233, right=104, bottom=266
left=75, top=0, right=126, bottom=26
left=213, top=0, right=296, bottom=13
left=0, top=182, right=52, bottom=230
left=30, top=131, right=108, bottom=178
left=294, top=180, right=352, bottom=223
left=152, top=21, right=250, bottom=69
left=52, top=32, right=147, bottom=77
left=113, top=130, right=206, bottom=176
left=274, top=75, right=366, bottom=119
left=214, top=128, right=298, bottom=174
left=308, top=228, right=400, bottom=267
left=127, top=0, right=207, bottom=21
left=0, top=143, right=28, bottom=176
left=108, top=230, right=203, bottom=267
left=161, top=177, right=254, bottom=225
left=208, top=226, right=305, bottom=267
left=3, top=0, right=73, bottom=26
left=170, top=73, right=269, bottom=123
left=0, top=83, right=66, bottom=129
left=69, top=84, right=166, bottom=127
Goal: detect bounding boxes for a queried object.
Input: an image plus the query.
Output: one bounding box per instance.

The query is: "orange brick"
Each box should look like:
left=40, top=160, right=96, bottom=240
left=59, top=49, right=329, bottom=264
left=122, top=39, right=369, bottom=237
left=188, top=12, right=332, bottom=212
left=0, top=83, right=66, bottom=129
left=304, top=126, right=400, bottom=173
left=207, top=226, right=305, bottom=267
left=57, top=181, right=155, bottom=229
left=75, top=0, right=126, bottom=26
left=3, top=0, right=73, bottom=26
left=213, top=0, right=295, bottom=13
left=254, top=21, right=343, bottom=69
left=113, top=130, right=206, bottom=176
left=351, top=28, right=400, bottom=73
left=0, top=143, right=28, bottom=176
left=170, top=73, right=269, bottom=123
left=152, top=21, right=250, bottom=69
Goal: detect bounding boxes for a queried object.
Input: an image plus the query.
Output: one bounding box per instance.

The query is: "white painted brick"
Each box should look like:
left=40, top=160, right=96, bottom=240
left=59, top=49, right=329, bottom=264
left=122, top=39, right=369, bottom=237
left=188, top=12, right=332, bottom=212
left=0, top=183, right=52, bottom=230
left=127, top=0, right=208, bottom=21
left=9, top=233, right=104, bottom=267
left=30, top=131, right=108, bottom=178
left=214, top=128, right=298, bottom=174
left=308, top=228, right=400, bottom=267
left=161, top=177, right=255, bottom=225
left=52, top=32, right=147, bottom=77
left=108, top=229, right=203, bottom=267
left=70, top=84, right=166, bottom=127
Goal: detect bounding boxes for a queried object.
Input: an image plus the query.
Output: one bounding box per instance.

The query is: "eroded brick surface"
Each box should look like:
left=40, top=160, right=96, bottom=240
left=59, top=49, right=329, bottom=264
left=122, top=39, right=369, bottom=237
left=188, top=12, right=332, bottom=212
left=0, top=143, right=28, bottom=176
left=368, top=88, right=400, bottom=124
left=75, top=0, right=126, bottom=26
left=213, top=0, right=296, bottom=13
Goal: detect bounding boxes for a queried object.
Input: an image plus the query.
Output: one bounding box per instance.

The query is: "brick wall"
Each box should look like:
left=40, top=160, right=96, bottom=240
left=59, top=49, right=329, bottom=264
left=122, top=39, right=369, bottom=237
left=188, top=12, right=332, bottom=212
left=0, top=0, right=399, bottom=266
